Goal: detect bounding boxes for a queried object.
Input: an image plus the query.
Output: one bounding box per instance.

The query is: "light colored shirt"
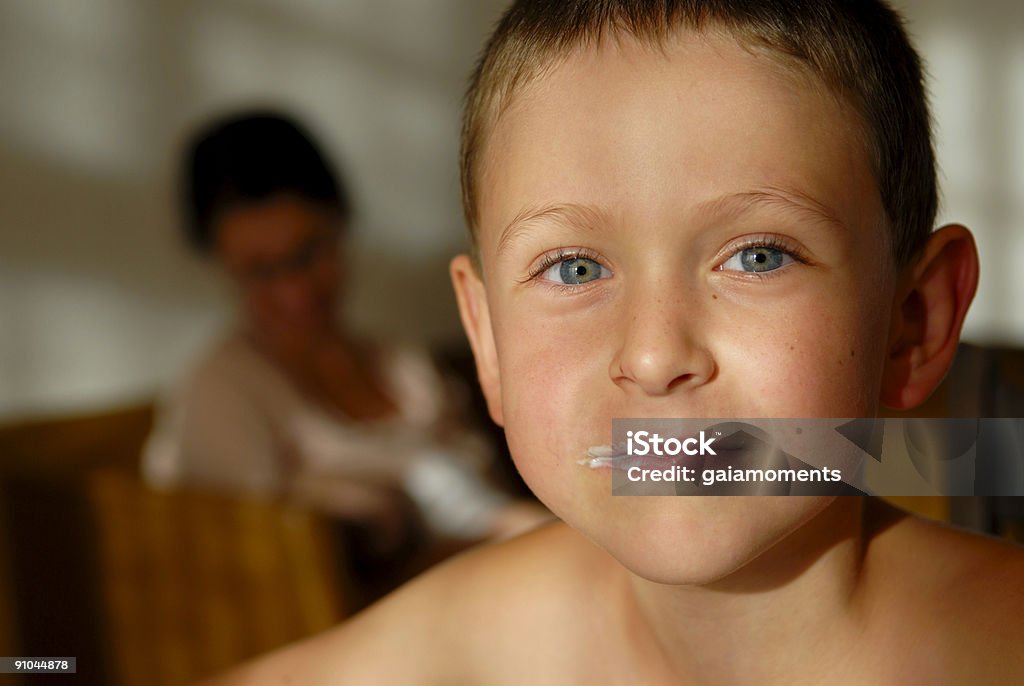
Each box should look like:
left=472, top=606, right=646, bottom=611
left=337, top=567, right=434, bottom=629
left=142, top=333, right=506, bottom=538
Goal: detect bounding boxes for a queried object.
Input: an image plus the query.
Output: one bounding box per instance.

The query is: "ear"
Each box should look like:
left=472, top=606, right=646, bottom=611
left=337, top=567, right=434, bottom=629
left=881, top=224, right=979, bottom=410
left=450, top=254, right=504, bottom=426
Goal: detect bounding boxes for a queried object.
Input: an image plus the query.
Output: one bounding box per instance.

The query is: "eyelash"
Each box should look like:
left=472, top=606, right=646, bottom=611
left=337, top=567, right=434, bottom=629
left=523, top=247, right=608, bottom=285
left=522, top=234, right=808, bottom=286
left=716, top=234, right=810, bottom=277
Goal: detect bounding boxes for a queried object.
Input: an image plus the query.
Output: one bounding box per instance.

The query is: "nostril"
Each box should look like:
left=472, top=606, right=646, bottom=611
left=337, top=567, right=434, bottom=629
left=609, top=311, right=717, bottom=394
left=610, top=348, right=717, bottom=396
left=666, top=374, right=696, bottom=392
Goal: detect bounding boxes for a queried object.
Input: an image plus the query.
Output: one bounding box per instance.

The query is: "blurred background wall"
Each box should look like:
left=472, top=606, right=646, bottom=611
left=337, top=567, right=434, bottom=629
left=0, top=0, right=1021, bottom=420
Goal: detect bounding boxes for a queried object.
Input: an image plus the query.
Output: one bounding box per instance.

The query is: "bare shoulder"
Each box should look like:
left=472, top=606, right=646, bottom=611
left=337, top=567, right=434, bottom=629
left=887, top=512, right=1024, bottom=606
left=199, top=522, right=616, bottom=685
left=870, top=507, right=1024, bottom=681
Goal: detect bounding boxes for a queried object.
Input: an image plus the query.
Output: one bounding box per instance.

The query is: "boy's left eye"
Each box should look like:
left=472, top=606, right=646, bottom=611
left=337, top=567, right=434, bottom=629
left=540, top=256, right=612, bottom=285
left=719, top=246, right=795, bottom=273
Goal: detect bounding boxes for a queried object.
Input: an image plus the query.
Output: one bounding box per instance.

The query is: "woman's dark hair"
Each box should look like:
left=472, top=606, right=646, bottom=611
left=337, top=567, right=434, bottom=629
left=181, top=110, right=351, bottom=253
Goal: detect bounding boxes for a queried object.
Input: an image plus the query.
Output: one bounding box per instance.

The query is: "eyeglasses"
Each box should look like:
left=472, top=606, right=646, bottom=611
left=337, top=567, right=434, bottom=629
left=234, top=229, right=339, bottom=287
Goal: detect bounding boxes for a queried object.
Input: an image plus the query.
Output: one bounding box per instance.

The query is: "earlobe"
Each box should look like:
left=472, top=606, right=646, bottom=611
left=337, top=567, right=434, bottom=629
left=881, top=224, right=979, bottom=410
left=450, top=254, right=504, bottom=426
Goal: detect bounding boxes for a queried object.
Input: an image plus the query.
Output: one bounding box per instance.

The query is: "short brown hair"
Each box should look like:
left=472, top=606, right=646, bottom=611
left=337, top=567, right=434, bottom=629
left=460, top=0, right=936, bottom=266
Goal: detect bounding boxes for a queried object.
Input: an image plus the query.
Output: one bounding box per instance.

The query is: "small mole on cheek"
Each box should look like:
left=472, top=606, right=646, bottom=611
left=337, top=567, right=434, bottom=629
left=850, top=349, right=856, bottom=357
left=712, top=294, right=718, bottom=300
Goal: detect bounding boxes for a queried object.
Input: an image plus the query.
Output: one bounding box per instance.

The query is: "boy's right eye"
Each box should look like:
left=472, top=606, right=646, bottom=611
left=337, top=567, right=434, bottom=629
left=538, top=255, right=612, bottom=285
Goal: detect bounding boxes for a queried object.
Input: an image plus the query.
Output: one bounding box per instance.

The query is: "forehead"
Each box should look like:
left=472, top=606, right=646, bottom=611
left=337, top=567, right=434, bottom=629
left=476, top=29, right=880, bottom=256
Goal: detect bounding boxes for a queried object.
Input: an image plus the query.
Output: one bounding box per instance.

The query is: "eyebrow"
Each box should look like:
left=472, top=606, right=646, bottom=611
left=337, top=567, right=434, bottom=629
left=496, top=203, right=611, bottom=257
left=494, top=185, right=846, bottom=256
left=695, top=185, right=848, bottom=234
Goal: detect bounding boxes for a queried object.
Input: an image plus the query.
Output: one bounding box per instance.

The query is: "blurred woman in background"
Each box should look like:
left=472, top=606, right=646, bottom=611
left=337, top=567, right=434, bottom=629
left=142, top=111, right=547, bottom=556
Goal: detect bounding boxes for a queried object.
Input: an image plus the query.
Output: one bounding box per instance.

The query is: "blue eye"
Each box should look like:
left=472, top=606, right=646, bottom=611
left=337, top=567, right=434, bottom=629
left=720, top=246, right=793, bottom=273
left=541, top=256, right=612, bottom=285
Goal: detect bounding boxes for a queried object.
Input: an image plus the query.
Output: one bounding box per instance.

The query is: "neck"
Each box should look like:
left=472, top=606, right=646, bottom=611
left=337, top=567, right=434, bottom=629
left=624, top=497, right=880, bottom=685
left=244, top=318, right=349, bottom=360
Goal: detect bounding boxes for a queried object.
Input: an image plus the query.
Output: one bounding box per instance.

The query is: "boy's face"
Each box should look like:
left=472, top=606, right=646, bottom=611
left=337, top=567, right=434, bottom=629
left=457, top=30, right=900, bottom=583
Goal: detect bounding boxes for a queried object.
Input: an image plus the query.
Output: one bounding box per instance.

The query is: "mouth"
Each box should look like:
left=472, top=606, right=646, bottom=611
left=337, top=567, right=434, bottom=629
left=578, top=426, right=760, bottom=471
left=577, top=443, right=631, bottom=470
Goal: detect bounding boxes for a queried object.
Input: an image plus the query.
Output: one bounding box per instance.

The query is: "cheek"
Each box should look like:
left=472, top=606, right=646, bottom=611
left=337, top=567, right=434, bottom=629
left=242, top=289, right=274, bottom=319
left=496, top=297, right=604, bottom=416
left=313, top=255, right=340, bottom=293
left=493, top=300, right=613, bottom=503
left=497, top=317, right=586, bottom=444
left=715, top=280, right=890, bottom=416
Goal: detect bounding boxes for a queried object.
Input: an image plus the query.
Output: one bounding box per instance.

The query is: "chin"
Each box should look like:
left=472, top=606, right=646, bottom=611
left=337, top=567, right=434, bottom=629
left=575, top=496, right=836, bottom=587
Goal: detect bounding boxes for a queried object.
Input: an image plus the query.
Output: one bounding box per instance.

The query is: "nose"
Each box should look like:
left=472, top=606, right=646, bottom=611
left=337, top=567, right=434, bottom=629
left=268, top=271, right=319, bottom=316
left=610, top=287, right=716, bottom=396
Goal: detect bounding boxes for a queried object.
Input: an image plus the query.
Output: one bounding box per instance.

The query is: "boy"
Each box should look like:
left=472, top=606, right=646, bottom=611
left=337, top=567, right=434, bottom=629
left=207, top=1, right=1024, bottom=683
